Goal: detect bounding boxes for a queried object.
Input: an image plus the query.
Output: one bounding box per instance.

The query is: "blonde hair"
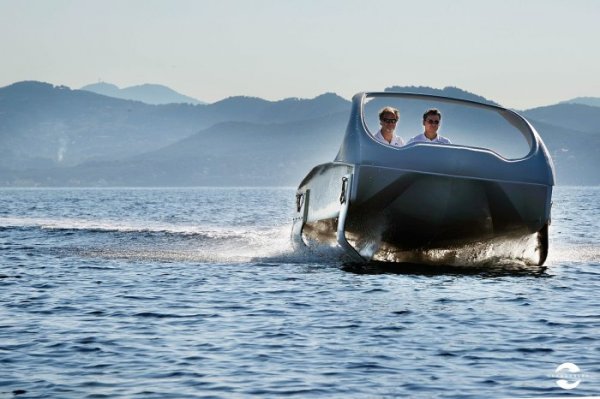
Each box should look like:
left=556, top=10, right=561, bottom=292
left=378, top=106, right=399, bottom=120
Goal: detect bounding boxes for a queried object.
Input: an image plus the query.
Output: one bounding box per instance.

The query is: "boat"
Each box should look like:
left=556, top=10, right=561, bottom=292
left=291, top=92, right=555, bottom=267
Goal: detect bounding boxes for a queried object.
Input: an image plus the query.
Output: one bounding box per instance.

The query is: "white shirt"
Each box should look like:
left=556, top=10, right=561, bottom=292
left=374, top=130, right=405, bottom=147
left=407, top=133, right=451, bottom=145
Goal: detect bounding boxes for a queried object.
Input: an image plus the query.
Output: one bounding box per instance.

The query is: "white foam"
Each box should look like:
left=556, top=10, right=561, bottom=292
left=546, top=243, right=600, bottom=264
left=6, top=216, right=597, bottom=266
left=0, top=216, right=241, bottom=237
left=1, top=216, right=300, bottom=263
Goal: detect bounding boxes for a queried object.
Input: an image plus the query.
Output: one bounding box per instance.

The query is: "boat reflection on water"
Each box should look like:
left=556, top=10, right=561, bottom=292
left=341, top=259, right=549, bottom=277
left=291, top=92, right=555, bottom=269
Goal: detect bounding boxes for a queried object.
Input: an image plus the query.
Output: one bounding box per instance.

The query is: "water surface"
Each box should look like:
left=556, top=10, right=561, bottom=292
left=1, top=187, right=599, bottom=398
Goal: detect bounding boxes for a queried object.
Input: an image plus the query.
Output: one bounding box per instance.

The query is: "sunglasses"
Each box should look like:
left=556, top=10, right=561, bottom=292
left=426, top=119, right=440, bottom=125
left=382, top=118, right=398, bottom=124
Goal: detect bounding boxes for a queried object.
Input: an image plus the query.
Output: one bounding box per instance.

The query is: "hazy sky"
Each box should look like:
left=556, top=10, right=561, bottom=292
left=1, top=0, right=598, bottom=109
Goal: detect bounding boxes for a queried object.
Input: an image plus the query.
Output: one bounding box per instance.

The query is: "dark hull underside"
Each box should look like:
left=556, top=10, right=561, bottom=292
left=294, top=164, right=551, bottom=266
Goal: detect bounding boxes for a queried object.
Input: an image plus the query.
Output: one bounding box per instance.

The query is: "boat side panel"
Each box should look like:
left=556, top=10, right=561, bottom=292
left=296, top=163, right=354, bottom=223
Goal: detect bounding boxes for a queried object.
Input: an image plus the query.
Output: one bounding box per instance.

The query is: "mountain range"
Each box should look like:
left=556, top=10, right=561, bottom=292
left=0, top=81, right=598, bottom=186
left=80, top=82, right=205, bottom=105
left=560, top=97, right=600, bottom=107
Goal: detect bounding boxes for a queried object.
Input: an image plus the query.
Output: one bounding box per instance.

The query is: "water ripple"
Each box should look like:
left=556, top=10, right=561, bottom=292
left=1, top=187, right=599, bottom=398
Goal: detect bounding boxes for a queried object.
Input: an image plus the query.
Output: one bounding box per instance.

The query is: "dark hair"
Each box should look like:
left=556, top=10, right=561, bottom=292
left=422, top=108, right=441, bottom=122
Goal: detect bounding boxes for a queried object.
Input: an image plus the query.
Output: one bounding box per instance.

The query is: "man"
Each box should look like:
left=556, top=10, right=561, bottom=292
left=374, top=106, right=404, bottom=147
left=407, top=108, right=451, bottom=144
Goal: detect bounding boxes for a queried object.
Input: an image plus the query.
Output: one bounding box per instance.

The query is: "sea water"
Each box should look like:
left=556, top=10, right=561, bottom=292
left=0, top=186, right=599, bottom=398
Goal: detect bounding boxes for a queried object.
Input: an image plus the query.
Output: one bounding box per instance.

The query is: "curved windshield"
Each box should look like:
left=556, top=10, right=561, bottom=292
left=362, top=94, right=534, bottom=160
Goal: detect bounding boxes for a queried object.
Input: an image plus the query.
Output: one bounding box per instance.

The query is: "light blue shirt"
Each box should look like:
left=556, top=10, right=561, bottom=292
left=407, top=133, right=451, bottom=145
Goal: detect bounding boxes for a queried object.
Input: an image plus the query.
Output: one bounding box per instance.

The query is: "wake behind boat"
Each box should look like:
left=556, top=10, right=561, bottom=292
left=291, top=92, right=555, bottom=267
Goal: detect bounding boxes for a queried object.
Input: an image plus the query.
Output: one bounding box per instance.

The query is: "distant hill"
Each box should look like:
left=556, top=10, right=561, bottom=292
left=0, top=81, right=206, bottom=169
left=81, top=82, right=205, bottom=105
left=522, top=103, right=600, bottom=134
left=0, top=80, right=598, bottom=186
left=207, top=92, right=349, bottom=123
left=7, top=113, right=348, bottom=187
left=0, top=81, right=349, bottom=173
left=525, top=120, right=600, bottom=185
left=560, top=97, right=600, bottom=107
